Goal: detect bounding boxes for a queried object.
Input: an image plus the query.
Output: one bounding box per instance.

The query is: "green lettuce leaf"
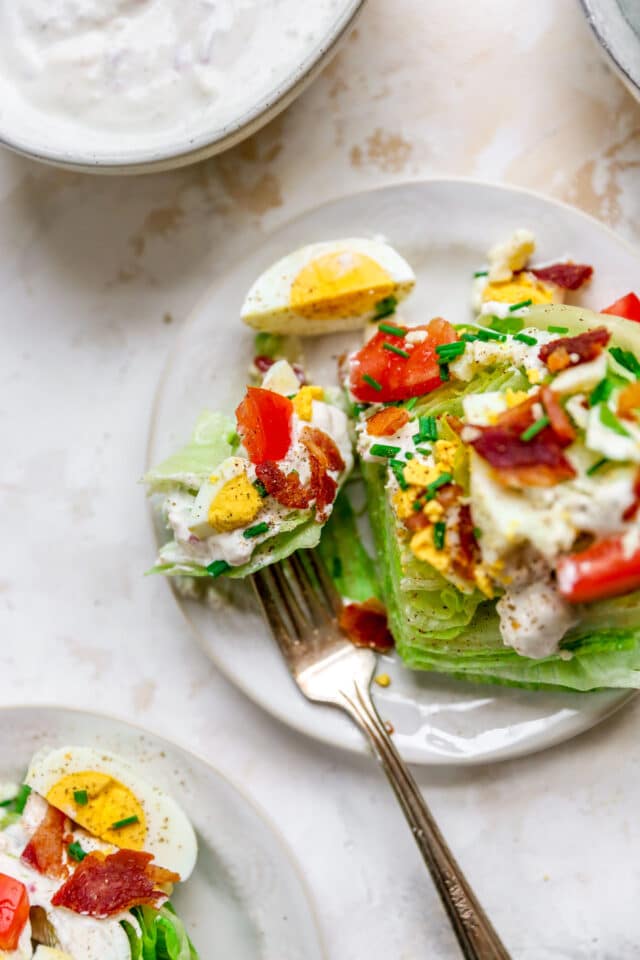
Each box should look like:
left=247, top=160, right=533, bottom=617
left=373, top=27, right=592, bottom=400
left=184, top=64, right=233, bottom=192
left=122, top=904, right=199, bottom=960
left=145, top=411, right=237, bottom=494
left=318, top=486, right=380, bottom=601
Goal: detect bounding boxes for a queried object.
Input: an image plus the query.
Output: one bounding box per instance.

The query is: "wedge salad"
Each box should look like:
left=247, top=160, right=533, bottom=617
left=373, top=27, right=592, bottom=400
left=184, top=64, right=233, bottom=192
left=0, top=746, right=198, bottom=959
left=147, top=229, right=640, bottom=691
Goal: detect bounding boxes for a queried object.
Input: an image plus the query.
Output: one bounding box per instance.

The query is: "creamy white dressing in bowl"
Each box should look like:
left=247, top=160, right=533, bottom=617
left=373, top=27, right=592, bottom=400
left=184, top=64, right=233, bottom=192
left=0, top=0, right=363, bottom=172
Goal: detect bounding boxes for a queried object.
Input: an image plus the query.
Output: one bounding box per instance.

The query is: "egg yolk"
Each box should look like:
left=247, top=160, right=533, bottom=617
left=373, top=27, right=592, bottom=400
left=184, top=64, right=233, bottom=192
left=290, top=251, right=395, bottom=319
left=47, top=771, right=146, bottom=850
left=482, top=272, right=556, bottom=305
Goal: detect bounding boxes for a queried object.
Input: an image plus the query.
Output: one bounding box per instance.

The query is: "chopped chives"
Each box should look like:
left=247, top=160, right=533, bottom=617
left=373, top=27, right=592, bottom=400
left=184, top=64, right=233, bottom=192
left=508, top=299, right=533, bottom=312
left=378, top=322, right=406, bottom=337
left=374, top=295, right=398, bottom=319
left=489, top=315, right=525, bottom=335
left=68, top=842, right=87, bottom=862
left=207, top=559, right=231, bottom=578
left=415, top=446, right=432, bottom=456
left=14, top=785, right=31, bottom=815
left=439, top=364, right=450, bottom=381
left=412, top=499, right=423, bottom=511
left=513, top=332, right=537, bottom=346
left=586, top=457, right=608, bottom=476
left=0, top=798, right=13, bottom=808
left=609, top=347, right=640, bottom=378
left=548, top=325, right=569, bottom=334
left=475, top=327, right=507, bottom=343
left=253, top=479, right=268, bottom=498
left=362, top=373, right=383, bottom=392
left=425, top=472, right=453, bottom=499
left=405, top=397, right=419, bottom=412
left=405, top=451, right=414, bottom=459
left=332, top=557, right=343, bottom=579
left=461, top=332, right=480, bottom=343
left=111, top=815, right=140, bottom=830
left=370, top=443, right=401, bottom=458
left=382, top=342, right=410, bottom=359
left=413, top=415, right=438, bottom=443
left=520, top=415, right=550, bottom=442
left=389, top=459, right=408, bottom=490
left=226, top=430, right=240, bottom=447
left=473, top=270, right=489, bottom=278
left=243, top=521, right=269, bottom=539
left=74, top=790, right=88, bottom=806
left=433, top=521, right=446, bottom=550
left=436, top=341, right=466, bottom=360
left=589, top=378, right=613, bottom=406
left=473, top=526, right=483, bottom=540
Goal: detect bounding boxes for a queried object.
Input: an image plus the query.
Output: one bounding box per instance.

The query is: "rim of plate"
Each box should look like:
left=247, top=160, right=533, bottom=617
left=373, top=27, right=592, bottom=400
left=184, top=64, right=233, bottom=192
left=0, top=0, right=364, bottom=174
left=0, top=702, right=327, bottom=957
left=147, top=177, right=640, bottom=765
left=579, top=0, right=640, bottom=100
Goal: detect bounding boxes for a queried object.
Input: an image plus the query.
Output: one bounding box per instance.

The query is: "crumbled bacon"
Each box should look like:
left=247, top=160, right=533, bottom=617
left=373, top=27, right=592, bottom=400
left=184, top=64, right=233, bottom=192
left=469, top=426, right=576, bottom=487
left=51, top=849, right=176, bottom=918
left=301, top=427, right=345, bottom=473
left=339, top=598, right=394, bottom=652
left=450, top=504, right=480, bottom=581
left=255, top=461, right=311, bottom=509
left=529, top=263, right=593, bottom=290
left=21, top=805, right=67, bottom=879
left=365, top=407, right=410, bottom=437
left=540, top=386, right=576, bottom=444
left=256, top=427, right=343, bottom=520
left=539, top=326, right=610, bottom=372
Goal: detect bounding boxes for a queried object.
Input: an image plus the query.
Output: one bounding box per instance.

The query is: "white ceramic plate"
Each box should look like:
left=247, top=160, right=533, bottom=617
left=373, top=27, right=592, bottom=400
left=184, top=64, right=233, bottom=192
left=0, top=706, right=324, bottom=960
left=0, top=1, right=363, bottom=174
left=580, top=0, right=640, bottom=100
left=148, top=178, right=640, bottom=765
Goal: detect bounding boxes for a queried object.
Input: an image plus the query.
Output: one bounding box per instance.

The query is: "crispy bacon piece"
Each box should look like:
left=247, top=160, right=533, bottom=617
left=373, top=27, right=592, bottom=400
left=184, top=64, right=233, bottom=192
left=365, top=407, right=410, bottom=437
left=450, top=504, right=480, bottom=581
left=529, top=263, right=593, bottom=290
left=494, top=396, right=538, bottom=433
left=21, top=805, right=67, bottom=879
left=255, top=461, right=311, bottom=509
left=339, top=598, right=394, bottom=652
left=539, top=326, right=610, bottom=372
left=540, top=386, right=576, bottom=444
left=256, top=427, right=343, bottom=520
left=300, top=427, right=345, bottom=473
left=469, top=426, right=576, bottom=488
left=618, top=381, right=640, bottom=420
left=51, top=849, right=174, bottom=918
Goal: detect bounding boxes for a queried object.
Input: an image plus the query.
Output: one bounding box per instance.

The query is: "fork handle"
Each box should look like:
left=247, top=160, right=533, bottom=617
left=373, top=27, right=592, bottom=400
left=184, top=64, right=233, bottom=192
left=339, top=681, right=511, bottom=960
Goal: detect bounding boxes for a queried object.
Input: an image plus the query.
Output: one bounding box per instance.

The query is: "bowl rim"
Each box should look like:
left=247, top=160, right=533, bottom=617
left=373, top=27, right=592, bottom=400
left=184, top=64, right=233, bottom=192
left=0, top=0, right=365, bottom=175
left=579, top=0, right=640, bottom=101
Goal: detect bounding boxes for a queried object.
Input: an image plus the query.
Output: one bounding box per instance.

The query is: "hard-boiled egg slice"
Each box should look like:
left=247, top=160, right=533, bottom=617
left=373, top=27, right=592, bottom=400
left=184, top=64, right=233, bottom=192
left=241, top=238, right=415, bottom=335
left=26, top=747, right=197, bottom=880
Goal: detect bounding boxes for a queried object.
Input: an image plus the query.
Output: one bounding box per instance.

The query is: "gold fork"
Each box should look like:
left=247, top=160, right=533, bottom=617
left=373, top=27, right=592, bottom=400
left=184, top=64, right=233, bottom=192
left=253, top=551, right=510, bottom=960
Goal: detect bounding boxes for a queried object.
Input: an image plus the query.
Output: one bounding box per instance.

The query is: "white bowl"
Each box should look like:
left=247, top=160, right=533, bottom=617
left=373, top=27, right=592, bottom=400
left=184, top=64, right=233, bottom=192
left=0, top=0, right=364, bottom=175
left=580, top=0, right=640, bottom=100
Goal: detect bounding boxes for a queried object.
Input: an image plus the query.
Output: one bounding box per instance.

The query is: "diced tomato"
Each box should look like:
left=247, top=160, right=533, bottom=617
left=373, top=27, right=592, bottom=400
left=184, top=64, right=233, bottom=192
left=602, top=292, right=640, bottom=323
left=0, top=874, right=29, bottom=950
left=557, top=534, right=640, bottom=603
left=235, top=387, right=293, bottom=464
left=349, top=318, right=457, bottom=402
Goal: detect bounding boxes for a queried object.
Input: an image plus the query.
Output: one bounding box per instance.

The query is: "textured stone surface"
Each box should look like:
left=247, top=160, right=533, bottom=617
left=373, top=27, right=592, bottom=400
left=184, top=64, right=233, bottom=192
left=1, top=1, right=640, bottom=956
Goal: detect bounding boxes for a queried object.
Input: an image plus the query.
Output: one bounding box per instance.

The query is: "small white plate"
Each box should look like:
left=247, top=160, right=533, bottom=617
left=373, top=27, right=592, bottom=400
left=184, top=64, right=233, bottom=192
left=580, top=0, right=640, bottom=101
left=148, top=178, right=640, bottom=765
left=0, top=706, right=325, bottom=960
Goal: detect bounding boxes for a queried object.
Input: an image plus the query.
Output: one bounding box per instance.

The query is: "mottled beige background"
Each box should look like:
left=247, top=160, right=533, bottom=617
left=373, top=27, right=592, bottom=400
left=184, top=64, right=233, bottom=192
left=1, top=1, right=640, bottom=958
